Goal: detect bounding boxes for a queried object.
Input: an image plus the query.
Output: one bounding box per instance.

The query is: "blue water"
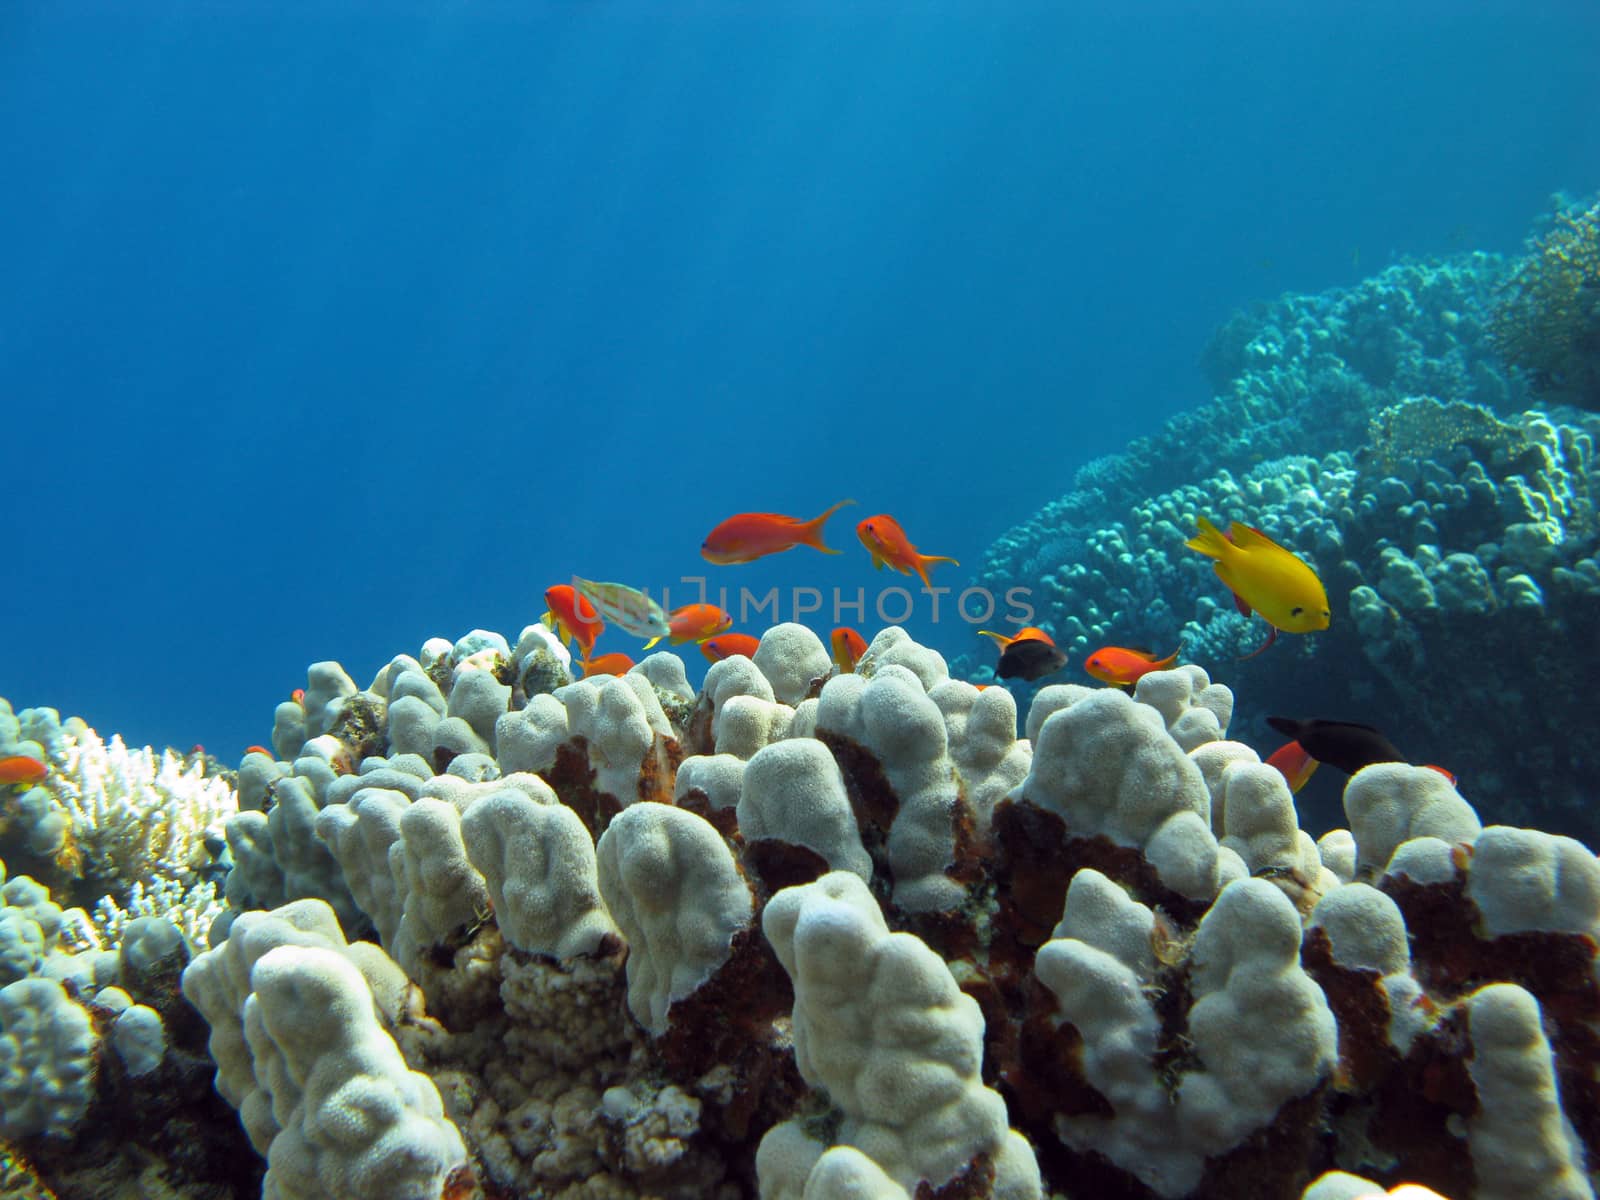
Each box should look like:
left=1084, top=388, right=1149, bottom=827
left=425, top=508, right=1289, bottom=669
left=3, top=1, right=1597, bottom=758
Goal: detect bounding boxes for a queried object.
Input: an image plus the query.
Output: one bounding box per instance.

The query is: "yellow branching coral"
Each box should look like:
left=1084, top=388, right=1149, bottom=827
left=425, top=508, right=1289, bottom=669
left=1489, top=197, right=1600, bottom=409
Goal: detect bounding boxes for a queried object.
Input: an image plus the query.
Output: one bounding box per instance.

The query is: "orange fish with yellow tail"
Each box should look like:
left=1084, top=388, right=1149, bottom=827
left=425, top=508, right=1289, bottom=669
left=645, top=604, right=732, bottom=650
left=1084, top=646, right=1180, bottom=687
left=700, top=500, right=855, bottom=564
left=0, top=755, right=48, bottom=786
left=856, top=515, right=958, bottom=588
left=542, top=584, right=605, bottom=660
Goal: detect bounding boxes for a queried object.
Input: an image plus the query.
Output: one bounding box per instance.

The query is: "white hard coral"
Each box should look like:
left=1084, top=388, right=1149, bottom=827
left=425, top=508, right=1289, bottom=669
left=46, top=727, right=236, bottom=887
left=761, top=870, right=1041, bottom=1199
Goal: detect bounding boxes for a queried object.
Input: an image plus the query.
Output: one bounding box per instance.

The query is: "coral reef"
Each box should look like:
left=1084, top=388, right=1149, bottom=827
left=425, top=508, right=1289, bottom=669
left=956, top=236, right=1600, bottom=842
left=7, top=623, right=1597, bottom=1199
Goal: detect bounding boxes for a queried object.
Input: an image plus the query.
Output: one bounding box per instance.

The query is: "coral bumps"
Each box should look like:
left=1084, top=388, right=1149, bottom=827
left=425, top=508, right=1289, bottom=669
left=8, top=624, right=1600, bottom=1199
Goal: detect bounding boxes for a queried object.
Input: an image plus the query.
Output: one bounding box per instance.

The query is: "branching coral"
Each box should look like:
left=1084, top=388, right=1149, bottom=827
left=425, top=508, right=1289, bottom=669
left=1490, top=197, right=1600, bottom=410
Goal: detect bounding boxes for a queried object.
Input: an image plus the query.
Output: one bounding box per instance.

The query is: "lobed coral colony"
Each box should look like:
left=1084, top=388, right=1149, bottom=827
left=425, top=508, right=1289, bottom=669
left=2, top=618, right=1598, bottom=1200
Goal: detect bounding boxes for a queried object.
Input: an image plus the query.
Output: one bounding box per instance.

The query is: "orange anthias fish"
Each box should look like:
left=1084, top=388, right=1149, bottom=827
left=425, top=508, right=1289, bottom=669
left=1265, top=740, right=1319, bottom=794
left=831, top=626, right=869, bottom=673
left=542, top=584, right=606, bottom=660
left=1084, top=646, right=1180, bottom=687
left=856, top=515, right=958, bottom=588
left=0, top=755, right=48, bottom=786
left=645, top=604, right=732, bottom=650
left=580, top=653, right=636, bottom=678
left=701, top=500, right=856, bottom=564
left=701, top=633, right=762, bottom=662
left=243, top=745, right=275, bottom=759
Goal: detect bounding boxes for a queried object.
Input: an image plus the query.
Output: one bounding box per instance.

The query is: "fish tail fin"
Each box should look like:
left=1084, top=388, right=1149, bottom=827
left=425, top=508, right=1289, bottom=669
left=1154, top=649, right=1181, bottom=669
left=914, top=553, right=959, bottom=587
left=801, top=498, right=856, bottom=554
left=1184, top=516, right=1232, bottom=561
left=643, top=636, right=662, bottom=650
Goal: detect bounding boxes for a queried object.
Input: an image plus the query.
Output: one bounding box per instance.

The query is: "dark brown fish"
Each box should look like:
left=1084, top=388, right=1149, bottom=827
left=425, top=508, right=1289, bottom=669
left=997, top=638, right=1069, bottom=682
left=1265, top=716, right=1404, bottom=776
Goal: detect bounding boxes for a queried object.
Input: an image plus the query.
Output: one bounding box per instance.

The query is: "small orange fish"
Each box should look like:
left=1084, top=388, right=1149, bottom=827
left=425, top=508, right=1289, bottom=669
left=977, top=626, right=1054, bottom=651
left=1265, top=740, right=1319, bottom=794
left=701, top=500, right=856, bottom=564
left=542, top=584, right=605, bottom=660
left=1084, top=646, right=1180, bottom=687
left=0, top=755, right=48, bottom=786
left=830, top=627, right=868, bottom=673
left=701, top=633, right=762, bottom=662
left=290, top=688, right=306, bottom=705
left=856, top=515, right=958, bottom=588
left=1421, top=764, right=1458, bottom=787
left=580, top=653, right=636, bottom=678
left=243, top=745, right=274, bottom=759
left=646, top=604, right=732, bottom=650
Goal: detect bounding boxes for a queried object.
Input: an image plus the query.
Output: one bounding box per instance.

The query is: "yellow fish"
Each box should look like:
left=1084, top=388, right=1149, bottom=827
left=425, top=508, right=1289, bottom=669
left=571, top=576, right=672, bottom=641
left=1184, top=518, right=1330, bottom=634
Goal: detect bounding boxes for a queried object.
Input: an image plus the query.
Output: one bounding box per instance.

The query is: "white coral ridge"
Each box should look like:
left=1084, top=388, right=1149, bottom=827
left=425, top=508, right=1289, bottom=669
left=760, top=870, right=1042, bottom=1199
left=180, top=899, right=418, bottom=1157
left=244, top=945, right=468, bottom=1200
left=50, top=726, right=237, bottom=882
left=1035, top=874, right=1336, bottom=1199
left=595, top=803, right=753, bottom=1034
left=460, top=785, right=620, bottom=959
left=1464, top=983, right=1594, bottom=1200
left=1018, top=688, right=1236, bottom=901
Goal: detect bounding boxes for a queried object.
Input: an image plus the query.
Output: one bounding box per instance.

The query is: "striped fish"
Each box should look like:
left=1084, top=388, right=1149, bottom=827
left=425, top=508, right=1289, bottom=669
left=571, top=576, right=672, bottom=641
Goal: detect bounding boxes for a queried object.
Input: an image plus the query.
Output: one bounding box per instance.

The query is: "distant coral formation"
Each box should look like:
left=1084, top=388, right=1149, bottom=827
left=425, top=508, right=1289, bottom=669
left=962, top=219, right=1600, bottom=841
left=2, top=623, right=1597, bottom=1199
left=1489, top=195, right=1600, bottom=411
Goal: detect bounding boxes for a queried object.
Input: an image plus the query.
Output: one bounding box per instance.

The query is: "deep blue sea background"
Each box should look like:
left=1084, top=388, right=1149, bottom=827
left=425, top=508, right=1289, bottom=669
left=3, top=1, right=1597, bottom=759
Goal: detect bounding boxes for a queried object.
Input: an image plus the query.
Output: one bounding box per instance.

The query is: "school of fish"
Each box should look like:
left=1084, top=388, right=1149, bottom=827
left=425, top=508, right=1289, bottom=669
left=526, top=500, right=1446, bottom=793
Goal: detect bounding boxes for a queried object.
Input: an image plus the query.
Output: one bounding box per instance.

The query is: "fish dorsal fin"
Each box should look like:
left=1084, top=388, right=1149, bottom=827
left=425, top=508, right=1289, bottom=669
left=1321, top=718, right=1385, bottom=735
left=1127, top=646, right=1156, bottom=658
left=1227, top=522, right=1289, bottom=553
